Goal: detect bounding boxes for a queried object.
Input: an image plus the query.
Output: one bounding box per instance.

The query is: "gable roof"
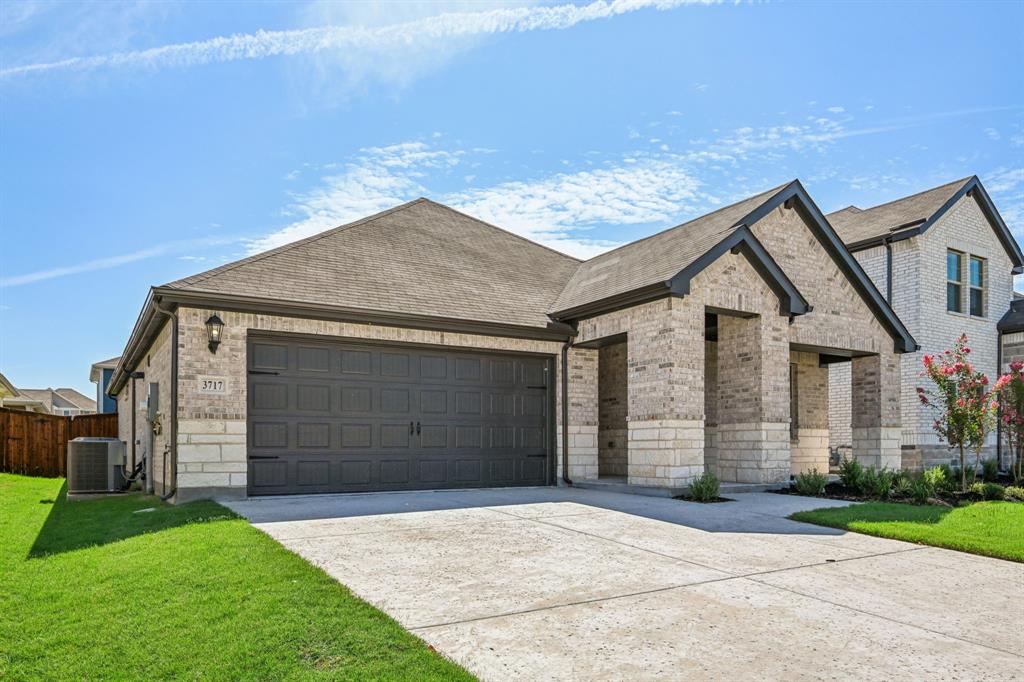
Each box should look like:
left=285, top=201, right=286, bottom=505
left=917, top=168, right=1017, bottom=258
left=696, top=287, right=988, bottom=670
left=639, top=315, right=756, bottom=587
left=551, top=185, right=789, bottom=316
left=827, top=177, right=1024, bottom=270
left=54, top=388, right=96, bottom=411
left=550, top=180, right=916, bottom=353
left=90, top=356, right=121, bottom=383
left=162, top=198, right=580, bottom=332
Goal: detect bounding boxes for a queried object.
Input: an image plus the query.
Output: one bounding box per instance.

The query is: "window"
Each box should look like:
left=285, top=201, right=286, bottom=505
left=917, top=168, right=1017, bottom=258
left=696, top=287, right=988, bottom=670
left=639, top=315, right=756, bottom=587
left=946, top=250, right=963, bottom=313
left=969, top=256, right=985, bottom=317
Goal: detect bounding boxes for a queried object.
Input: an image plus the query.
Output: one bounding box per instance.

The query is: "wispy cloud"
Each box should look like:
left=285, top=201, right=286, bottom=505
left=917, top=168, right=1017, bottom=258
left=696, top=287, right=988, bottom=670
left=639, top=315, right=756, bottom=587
left=2, top=0, right=720, bottom=79
left=447, top=159, right=700, bottom=257
left=0, top=236, right=240, bottom=287
left=250, top=104, right=1021, bottom=260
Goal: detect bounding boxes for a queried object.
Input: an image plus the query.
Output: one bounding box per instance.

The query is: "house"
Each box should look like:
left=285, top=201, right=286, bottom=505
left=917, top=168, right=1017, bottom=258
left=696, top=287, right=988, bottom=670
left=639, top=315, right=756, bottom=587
left=0, top=372, right=47, bottom=412
left=89, top=356, right=121, bottom=414
left=826, top=177, right=1022, bottom=470
left=107, top=179, right=918, bottom=503
left=0, top=378, right=97, bottom=415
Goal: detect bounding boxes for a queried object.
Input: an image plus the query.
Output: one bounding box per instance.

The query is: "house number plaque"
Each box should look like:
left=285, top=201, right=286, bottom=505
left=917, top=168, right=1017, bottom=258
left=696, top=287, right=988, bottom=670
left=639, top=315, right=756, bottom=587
left=198, top=376, right=228, bottom=394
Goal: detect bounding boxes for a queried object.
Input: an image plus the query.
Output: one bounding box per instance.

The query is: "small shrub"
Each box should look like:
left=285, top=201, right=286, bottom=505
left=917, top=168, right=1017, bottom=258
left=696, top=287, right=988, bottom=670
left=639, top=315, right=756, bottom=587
left=793, top=469, right=828, bottom=496
left=937, top=463, right=956, bottom=491
left=892, top=474, right=913, bottom=497
left=838, top=458, right=864, bottom=489
left=981, top=482, right=1005, bottom=501
left=857, top=467, right=895, bottom=500
left=923, top=466, right=948, bottom=495
left=872, top=469, right=896, bottom=500
left=1004, top=486, right=1024, bottom=502
left=952, top=465, right=976, bottom=487
left=910, top=479, right=932, bottom=504
left=689, top=472, right=720, bottom=502
left=857, top=467, right=877, bottom=497
left=981, top=459, right=1000, bottom=482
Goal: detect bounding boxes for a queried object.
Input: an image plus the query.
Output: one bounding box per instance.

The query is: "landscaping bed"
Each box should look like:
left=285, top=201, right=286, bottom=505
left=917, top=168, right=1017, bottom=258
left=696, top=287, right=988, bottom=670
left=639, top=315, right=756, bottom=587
left=0, top=473, right=473, bottom=681
left=778, top=459, right=1023, bottom=507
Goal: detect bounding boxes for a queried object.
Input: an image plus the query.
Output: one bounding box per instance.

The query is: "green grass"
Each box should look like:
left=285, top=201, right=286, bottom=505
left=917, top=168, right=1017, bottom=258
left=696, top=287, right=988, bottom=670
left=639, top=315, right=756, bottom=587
left=791, top=501, right=1024, bottom=562
left=0, top=473, right=473, bottom=681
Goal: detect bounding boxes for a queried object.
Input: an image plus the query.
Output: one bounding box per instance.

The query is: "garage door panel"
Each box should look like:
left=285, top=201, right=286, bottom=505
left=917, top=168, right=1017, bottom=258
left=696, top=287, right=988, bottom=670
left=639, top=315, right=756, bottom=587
left=380, top=388, right=411, bottom=413
left=252, top=343, right=289, bottom=371
left=247, top=338, right=551, bottom=495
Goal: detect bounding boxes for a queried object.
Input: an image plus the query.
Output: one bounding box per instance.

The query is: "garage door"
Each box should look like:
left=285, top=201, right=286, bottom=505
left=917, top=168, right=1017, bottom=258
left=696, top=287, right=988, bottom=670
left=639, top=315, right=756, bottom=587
left=246, top=337, right=553, bottom=495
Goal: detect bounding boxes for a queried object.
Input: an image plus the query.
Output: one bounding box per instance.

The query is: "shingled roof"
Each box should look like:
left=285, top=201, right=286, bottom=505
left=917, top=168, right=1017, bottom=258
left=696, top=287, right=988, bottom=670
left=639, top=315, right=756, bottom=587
left=826, top=178, right=971, bottom=247
left=163, top=198, right=581, bottom=331
left=550, top=184, right=787, bottom=316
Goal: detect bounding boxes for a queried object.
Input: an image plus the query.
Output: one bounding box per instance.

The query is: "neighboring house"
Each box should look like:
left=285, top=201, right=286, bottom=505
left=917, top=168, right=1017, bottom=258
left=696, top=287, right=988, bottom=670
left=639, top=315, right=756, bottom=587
left=89, top=356, right=121, bottom=414
left=18, top=388, right=97, bottom=416
left=107, top=180, right=917, bottom=503
left=0, top=377, right=97, bottom=416
left=827, top=177, right=1022, bottom=470
left=0, top=372, right=47, bottom=412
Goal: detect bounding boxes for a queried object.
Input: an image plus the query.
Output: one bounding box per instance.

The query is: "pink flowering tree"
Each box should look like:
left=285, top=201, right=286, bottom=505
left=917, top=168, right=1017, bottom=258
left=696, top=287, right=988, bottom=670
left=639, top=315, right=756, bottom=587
left=916, top=334, right=997, bottom=492
left=995, top=360, right=1024, bottom=482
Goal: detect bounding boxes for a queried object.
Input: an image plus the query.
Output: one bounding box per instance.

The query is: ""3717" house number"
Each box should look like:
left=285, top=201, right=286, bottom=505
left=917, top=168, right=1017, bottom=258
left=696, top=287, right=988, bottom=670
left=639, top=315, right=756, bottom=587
left=198, top=376, right=227, bottom=394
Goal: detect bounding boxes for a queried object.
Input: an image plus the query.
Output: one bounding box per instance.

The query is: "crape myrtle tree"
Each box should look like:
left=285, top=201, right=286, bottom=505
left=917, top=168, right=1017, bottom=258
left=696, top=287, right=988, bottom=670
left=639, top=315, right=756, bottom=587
left=916, top=334, right=997, bottom=492
left=995, top=360, right=1024, bottom=482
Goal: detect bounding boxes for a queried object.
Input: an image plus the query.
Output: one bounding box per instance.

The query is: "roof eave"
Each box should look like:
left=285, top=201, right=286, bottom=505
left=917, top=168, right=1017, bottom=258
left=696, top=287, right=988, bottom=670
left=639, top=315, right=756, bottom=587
left=109, top=288, right=578, bottom=395
left=549, top=282, right=674, bottom=322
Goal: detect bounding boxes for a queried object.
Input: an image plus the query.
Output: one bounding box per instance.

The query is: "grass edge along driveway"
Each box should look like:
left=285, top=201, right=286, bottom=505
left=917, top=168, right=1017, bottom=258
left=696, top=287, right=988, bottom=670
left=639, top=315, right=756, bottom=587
left=0, top=473, right=474, bottom=681
left=791, top=500, right=1023, bottom=562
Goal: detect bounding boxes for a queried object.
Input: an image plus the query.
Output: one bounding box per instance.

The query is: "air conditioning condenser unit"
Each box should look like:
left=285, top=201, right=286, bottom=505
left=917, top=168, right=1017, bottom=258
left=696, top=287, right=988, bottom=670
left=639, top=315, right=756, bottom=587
left=67, top=437, right=126, bottom=494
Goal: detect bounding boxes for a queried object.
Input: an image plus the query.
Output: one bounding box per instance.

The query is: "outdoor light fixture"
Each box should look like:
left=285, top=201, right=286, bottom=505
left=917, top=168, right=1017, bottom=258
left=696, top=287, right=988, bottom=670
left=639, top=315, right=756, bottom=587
left=205, top=314, right=224, bottom=353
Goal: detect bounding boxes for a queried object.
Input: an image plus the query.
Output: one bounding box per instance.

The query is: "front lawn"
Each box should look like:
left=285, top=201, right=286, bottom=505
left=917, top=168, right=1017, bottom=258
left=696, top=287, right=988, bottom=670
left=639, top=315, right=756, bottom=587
left=791, top=501, right=1024, bottom=562
left=0, top=473, right=473, bottom=680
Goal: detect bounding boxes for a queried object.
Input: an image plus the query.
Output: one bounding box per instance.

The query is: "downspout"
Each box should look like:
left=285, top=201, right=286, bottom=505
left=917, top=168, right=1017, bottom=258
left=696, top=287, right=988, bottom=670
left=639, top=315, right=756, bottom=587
left=884, top=236, right=893, bottom=304
left=129, top=371, right=145, bottom=471
left=560, top=337, right=573, bottom=486
left=154, top=302, right=179, bottom=502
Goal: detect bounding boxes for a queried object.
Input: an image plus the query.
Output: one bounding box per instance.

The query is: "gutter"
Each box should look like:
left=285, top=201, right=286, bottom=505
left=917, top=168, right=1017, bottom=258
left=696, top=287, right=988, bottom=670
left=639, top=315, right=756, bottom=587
left=153, top=302, right=179, bottom=502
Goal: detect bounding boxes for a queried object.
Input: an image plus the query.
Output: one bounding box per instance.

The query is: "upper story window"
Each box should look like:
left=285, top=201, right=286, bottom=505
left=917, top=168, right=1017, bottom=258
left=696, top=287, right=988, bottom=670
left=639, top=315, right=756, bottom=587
left=947, top=250, right=963, bottom=313
left=969, top=256, right=986, bottom=317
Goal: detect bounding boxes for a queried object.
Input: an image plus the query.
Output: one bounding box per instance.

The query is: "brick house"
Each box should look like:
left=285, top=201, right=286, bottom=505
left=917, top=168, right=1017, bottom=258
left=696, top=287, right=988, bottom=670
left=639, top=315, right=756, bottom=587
left=107, top=180, right=919, bottom=502
left=826, top=177, right=1023, bottom=470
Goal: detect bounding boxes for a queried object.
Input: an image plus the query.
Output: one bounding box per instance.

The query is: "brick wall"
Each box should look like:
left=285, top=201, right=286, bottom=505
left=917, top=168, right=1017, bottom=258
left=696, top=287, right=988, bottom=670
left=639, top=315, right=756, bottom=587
left=831, top=194, right=1014, bottom=469
left=116, top=318, right=173, bottom=494
left=597, top=342, right=628, bottom=477
left=791, top=350, right=829, bottom=474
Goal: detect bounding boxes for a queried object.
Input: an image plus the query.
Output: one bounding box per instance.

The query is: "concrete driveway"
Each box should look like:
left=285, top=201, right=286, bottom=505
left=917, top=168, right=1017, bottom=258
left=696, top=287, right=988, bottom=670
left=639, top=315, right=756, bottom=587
left=226, top=487, right=1022, bottom=681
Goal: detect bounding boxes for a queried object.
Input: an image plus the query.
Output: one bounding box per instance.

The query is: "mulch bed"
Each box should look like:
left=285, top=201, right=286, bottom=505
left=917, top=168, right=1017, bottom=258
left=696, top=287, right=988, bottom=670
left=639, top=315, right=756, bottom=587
left=673, top=496, right=733, bottom=503
left=774, top=481, right=1010, bottom=506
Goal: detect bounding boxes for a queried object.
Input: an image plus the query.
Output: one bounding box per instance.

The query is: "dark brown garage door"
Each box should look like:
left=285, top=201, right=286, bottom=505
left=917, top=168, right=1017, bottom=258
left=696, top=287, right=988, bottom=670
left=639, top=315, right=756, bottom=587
left=246, top=336, right=553, bottom=495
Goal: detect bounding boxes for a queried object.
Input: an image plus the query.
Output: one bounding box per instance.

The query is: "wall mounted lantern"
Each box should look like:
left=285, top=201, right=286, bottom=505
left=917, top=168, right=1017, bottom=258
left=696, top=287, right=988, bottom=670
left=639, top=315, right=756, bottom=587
left=205, top=314, right=224, bottom=353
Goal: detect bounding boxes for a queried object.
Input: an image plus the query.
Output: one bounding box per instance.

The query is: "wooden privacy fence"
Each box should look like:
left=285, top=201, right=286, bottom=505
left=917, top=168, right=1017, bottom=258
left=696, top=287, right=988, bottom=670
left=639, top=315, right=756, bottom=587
left=0, top=408, right=119, bottom=478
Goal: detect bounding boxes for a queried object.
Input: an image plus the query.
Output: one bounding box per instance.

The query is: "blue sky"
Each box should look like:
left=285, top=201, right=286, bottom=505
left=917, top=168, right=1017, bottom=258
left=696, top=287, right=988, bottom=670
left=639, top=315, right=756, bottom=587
left=1, top=0, right=1022, bottom=396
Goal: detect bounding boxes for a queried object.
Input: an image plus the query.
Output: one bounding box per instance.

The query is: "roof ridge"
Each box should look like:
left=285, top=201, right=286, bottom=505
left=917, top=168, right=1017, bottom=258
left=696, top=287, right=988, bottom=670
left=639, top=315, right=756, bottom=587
left=575, top=182, right=791, bottom=264
left=419, top=198, right=582, bottom=264
left=167, top=197, right=430, bottom=289
left=849, top=176, right=973, bottom=215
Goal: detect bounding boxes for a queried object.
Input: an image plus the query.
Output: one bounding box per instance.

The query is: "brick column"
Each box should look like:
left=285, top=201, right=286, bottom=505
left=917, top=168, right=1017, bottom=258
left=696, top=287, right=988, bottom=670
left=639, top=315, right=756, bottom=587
left=557, top=346, right=599, bottom=480
left=851, top=352, right=901, bottom=470
left=790, top=351, right=830, bottom=474
left=625, top=297, right=706, bottom=488
left=715, top=313, right=791, bottom=483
